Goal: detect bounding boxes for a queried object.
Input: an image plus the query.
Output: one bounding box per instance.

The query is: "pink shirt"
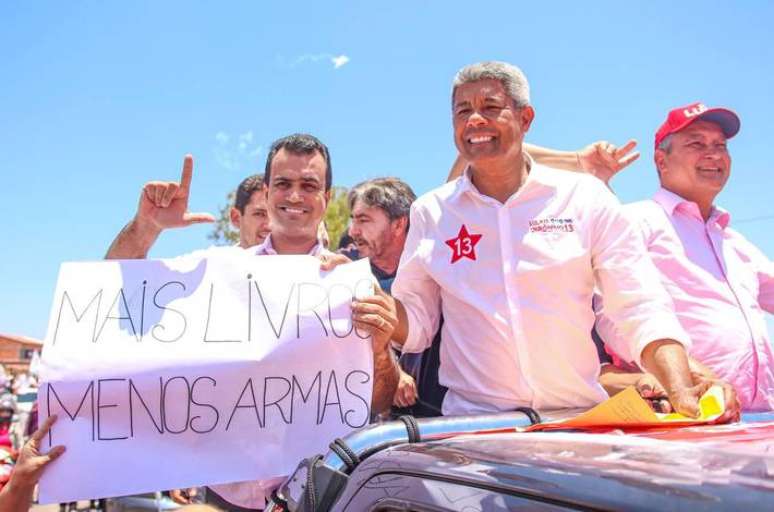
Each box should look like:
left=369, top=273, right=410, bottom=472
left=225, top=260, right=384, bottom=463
left=251, top=235, right=326, bottom=257
left=392, top=163, right=690, bottom=415
left=210, top=235, right=325, bottom=509
left=596, top=188, right=774, bottom=411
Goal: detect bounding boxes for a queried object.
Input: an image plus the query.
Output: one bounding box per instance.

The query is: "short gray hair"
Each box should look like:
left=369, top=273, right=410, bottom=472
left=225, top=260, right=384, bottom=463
left=452, top=61, right=530, bottom=108
left=657, top=134, right=674, bottom=153
left=348, top=177, right=416, bottom=223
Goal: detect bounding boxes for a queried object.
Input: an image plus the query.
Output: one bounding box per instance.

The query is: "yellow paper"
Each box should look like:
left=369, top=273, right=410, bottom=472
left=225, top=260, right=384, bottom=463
left=656, top=384, right=724, bottom=422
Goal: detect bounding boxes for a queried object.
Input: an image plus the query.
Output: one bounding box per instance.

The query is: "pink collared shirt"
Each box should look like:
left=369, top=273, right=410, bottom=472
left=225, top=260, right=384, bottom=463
left=251, top=234, right=326, bottom=257
left=392, top=163, right=690, bottom=415
left=210, top=234, right=326, bottom=509
left=596, top=188, right=774, bottom=411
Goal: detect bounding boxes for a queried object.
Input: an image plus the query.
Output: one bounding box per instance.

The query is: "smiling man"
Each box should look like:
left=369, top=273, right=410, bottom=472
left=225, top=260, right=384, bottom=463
left=595, top=103, right=773, bottom=411
left=260, top=134, right=332, bottom=254
left=205, top=134, right=399, bottom=511
left=387, top=61, right=733, bottom=418
left=107, top=134, right=399, bottom=511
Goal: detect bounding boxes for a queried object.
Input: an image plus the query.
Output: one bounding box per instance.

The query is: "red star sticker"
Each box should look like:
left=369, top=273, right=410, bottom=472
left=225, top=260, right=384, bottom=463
left=445, top=224, right=482, bottom=264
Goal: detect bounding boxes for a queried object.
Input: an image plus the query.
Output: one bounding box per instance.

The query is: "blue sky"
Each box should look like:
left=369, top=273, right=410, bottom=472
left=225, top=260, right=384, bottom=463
left=1, top=1, right=772, bottom=340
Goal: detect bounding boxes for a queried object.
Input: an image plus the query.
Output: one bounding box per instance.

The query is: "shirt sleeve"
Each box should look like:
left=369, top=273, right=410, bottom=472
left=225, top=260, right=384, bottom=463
left=750, top=244, right=774, bottom=313
left=589, top=181, right=691, bottom=368
left=759, top=263, right=774, bottom=314
left=728, top=230, right=774, bottom=314
left=391, top=203, right=442, bottom=354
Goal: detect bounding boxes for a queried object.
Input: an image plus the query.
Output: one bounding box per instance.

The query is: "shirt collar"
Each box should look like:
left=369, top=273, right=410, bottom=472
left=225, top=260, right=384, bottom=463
left=653, top=187, right=731, bottom=229
left=252, top=234, right=324, bottom=256
left=451, top=153, right=536, bottom=204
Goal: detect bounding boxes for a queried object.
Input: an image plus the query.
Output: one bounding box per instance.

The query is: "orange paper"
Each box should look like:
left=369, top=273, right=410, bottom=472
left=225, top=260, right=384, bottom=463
left=527, top=385, right=725, bottom=432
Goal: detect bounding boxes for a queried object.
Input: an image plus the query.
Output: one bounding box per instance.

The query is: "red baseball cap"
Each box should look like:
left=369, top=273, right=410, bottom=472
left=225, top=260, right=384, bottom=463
left=654, top=102, right=740, bottom=149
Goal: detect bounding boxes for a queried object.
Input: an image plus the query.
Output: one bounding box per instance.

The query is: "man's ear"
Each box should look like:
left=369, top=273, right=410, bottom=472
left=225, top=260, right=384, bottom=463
left=520, top=105, right=536, bottom=132
left=230, top=207, right=241, bottom=229
left=393, top=215, right=409, bottom=236
left=654, top=149, right=667, bottom=176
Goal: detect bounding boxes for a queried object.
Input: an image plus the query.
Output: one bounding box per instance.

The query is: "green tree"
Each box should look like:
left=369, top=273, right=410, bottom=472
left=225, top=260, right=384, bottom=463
left=324, top=186, right=351, bottom=249
left=207, top=187, right=351, bottom=248
left=207, top=191, right=239, bottom=246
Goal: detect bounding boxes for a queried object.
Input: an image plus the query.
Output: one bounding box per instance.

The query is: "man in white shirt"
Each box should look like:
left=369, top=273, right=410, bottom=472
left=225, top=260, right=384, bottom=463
left=386, top=61, right=726, bottom=418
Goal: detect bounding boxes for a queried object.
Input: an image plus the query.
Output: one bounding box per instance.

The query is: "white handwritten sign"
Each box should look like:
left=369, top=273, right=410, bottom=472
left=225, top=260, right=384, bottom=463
left=38, top=248, right=374, bottom=504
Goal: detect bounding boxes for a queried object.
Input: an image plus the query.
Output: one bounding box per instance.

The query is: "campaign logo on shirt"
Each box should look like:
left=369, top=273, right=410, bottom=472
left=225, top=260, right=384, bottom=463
left=445, top=224, right=482, bottom=263
left=529, top=217, right=575, bottom=233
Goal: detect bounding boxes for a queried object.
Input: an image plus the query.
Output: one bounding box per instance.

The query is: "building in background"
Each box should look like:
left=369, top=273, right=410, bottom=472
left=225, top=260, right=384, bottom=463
left=0, top=333, right=42, bottom=374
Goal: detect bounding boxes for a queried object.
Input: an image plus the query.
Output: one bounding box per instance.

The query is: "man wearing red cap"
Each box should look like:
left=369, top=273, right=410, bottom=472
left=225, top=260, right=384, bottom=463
left=595, top=102, right=773, bottom=412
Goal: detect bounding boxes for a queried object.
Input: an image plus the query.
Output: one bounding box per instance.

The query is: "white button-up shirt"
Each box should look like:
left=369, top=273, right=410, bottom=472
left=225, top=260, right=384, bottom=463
left=392, top=163, right=690, bottom=415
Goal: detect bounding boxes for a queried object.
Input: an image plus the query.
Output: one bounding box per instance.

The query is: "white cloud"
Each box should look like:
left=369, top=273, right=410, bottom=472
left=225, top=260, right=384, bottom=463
left=213, top=130, right=262, bottom=172
left=331, top=55, right=350, bottom=69
left=292, top=53, right=327, bottom=66
left=281, top=53, right=351, bottom=70
left=238, top=131, right=254, bottom=151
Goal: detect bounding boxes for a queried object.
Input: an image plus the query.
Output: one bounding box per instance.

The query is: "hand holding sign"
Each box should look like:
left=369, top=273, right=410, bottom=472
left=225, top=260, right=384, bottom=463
left=0, top=415, right=66, bottom=512
left=39, top=254, right=375, bottom=504
left=352, top=284, right=400, bottom=413
left=137, top=154, right=215, bottom=231
left=352, top=284, right=398, bottom=352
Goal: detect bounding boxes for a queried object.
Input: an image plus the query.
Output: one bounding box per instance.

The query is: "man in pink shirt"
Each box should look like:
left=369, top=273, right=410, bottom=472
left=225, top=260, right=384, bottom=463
left=595, top=103, right=773, bottom=411
left=385, top=61, right=731, bottom=418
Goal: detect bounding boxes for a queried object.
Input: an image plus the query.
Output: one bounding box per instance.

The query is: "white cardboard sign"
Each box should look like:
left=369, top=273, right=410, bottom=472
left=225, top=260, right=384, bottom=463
left=38, top=249, right=374, bottom=504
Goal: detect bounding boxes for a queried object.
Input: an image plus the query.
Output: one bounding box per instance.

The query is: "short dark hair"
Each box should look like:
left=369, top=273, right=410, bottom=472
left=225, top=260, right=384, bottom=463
left=264, top=133, right=332, bottom=191
left=233, top=174, right=265, bottom=213
left=348, top=177, right=416, bottom=230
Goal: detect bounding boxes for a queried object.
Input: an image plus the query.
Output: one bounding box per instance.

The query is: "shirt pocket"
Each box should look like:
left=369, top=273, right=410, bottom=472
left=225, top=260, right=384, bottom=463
left=517, top=230, right=589, bottom=271
left=514, top=230, right=593, bottom=299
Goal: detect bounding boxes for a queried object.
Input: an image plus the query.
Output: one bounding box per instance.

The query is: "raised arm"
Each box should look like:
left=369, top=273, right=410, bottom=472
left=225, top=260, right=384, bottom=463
left=106, top=154, right=215, bottom=259
left=447, top=140, right=640, bottom=183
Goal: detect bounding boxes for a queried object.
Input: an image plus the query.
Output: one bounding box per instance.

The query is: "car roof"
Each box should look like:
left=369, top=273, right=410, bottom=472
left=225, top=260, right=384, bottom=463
left=345, top=421, right=774, bottom=511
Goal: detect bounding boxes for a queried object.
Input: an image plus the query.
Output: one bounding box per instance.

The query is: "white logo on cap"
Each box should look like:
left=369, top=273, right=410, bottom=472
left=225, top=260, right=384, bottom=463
left=684, top=104, right=708, bottom=118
